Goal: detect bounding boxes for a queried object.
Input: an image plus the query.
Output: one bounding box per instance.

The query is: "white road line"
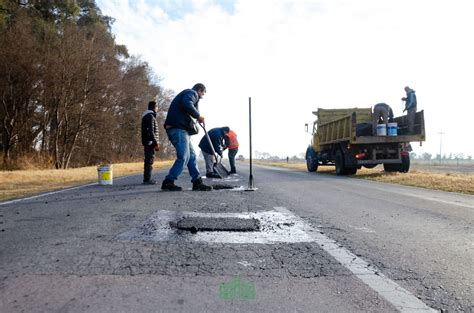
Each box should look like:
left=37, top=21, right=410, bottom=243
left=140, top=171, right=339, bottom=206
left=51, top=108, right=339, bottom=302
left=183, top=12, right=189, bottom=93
left=0, top=175, right=133, bottom=206
left=274, top=207, right=438, bottom=313
left=377, top=188, right=474, bottom=209
left=0, top=183, right=98, bottom=206
left=341, top=181, right=474, bottom=209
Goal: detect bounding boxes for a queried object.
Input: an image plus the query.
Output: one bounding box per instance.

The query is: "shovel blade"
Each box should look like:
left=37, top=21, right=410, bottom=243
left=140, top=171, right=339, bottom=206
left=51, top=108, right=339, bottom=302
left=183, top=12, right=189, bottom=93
left=213, top=163, right=229, bottom=178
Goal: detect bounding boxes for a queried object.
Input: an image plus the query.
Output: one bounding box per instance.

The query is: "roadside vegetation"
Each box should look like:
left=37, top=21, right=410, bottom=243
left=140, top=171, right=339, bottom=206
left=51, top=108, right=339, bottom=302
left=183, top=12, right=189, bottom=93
left=0, top=161, right=172, bottom=201
left=0, top=1, right=175, bottom=170
left=0, top=2, right=178, bottom=202
left=254, top=160, right=474, bottom=195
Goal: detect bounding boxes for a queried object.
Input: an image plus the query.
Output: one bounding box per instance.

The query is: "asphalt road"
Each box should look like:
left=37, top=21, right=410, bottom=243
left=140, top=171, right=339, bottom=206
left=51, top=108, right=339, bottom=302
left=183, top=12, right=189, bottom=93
left=0, top=163, right=472, bottom=312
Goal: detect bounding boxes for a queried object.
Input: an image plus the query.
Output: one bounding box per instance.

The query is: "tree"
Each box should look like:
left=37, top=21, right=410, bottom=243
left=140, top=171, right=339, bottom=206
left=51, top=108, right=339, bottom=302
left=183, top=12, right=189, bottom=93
left=0, top=0, right=171, bottom=168
left=0, top=10, right=43, bottom=163
left=422, top=152, right=432, bottom=161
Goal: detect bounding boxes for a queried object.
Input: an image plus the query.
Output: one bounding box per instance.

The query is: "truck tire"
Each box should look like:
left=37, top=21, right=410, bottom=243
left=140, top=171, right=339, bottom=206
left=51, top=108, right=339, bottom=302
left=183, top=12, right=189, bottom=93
left=399, top=154, right=410, bottom=173
left=335, top=149, right=357, bottom=175
left=384, top=155, right=410, bottom=173
left=335, top=150, right=347, bottom=175
left=306, top=147, right=318, bottom=172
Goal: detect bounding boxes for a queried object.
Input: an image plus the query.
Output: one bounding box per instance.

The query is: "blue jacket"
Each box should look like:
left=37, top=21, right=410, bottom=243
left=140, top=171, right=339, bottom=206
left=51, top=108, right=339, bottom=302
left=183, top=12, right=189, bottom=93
left=405, top=90, right=417, bottom=110
left=199, top=127, right=226, bottom=156
left=164, top=89, right=201, bottom=133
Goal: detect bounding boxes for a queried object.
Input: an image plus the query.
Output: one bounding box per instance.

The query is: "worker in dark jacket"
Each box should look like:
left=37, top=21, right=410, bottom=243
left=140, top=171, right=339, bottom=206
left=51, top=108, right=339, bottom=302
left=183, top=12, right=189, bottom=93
left=224, top=129, right=239, bottom=174
left=402, top=86, right=417, bottom=133
left=161, top=83, right=212, bottom=191
left=199, top=127, right=229, bottom=178
left=141, top=101, right=160, bottom=184
left=372, top=103, right=394, bottom=135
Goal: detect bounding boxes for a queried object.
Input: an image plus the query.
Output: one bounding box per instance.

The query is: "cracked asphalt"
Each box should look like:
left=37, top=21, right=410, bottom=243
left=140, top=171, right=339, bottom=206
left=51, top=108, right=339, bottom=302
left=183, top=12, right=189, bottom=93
left=0, top=163, right=472, bottom=312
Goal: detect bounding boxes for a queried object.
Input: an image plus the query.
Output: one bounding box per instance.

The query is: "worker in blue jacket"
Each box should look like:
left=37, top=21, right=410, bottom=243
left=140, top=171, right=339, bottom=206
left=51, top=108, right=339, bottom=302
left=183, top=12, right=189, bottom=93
left=199, top=126, right=230, bottom=178
left=402, top=86, right=418, bottom=133
left=161, top=83, right=212, bottom=191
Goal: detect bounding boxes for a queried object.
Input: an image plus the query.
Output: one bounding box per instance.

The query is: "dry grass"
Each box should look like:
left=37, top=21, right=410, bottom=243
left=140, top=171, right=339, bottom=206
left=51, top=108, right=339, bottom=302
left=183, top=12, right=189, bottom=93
left=254, top=160, right=474, bottom=195
left=0, top=161, right=173, bottom=201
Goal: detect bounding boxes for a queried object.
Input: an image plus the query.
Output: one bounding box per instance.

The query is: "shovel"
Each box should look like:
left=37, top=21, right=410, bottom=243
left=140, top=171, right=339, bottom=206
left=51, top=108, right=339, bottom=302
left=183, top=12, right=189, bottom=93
left=199, top=122, right=229, bottom=178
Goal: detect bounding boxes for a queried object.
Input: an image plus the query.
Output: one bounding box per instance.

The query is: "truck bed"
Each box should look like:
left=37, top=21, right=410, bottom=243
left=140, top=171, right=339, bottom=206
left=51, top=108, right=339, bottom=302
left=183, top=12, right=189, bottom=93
left=317, top=110, right=425, bottom=146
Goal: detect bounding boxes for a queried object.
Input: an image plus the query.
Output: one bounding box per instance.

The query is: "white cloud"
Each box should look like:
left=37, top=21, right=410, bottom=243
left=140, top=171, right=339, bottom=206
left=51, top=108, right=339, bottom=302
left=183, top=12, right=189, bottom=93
left=98, top=0, right=474, bottom=158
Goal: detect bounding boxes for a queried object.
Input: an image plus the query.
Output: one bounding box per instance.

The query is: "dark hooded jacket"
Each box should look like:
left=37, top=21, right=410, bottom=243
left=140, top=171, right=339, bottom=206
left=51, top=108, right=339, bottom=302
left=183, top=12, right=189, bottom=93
left=164, top=89, right=201, bottom=134
left=141, top=110, right=159, bottom=146
left=198, top=127, right=227, bottom=156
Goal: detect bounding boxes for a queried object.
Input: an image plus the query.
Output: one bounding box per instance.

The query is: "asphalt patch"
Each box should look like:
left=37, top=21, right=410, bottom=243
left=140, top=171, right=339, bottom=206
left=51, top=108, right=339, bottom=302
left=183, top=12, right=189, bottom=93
left=116, top=210, right=315, bottom=244
left=211, top=184, right=235, bottom=190
left=175, top=217, right=260, bottom=232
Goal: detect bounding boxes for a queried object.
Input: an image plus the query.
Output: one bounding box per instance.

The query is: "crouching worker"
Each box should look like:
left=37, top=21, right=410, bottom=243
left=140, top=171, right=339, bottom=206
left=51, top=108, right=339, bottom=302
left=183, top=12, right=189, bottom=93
left=199, top=126, right=230, bottom=178
left=372, top=103, right=394, bottom=135
left=161, top=83, right=212, bottom=191
left=141, top=101, right=160, bottom=185
left=224, top=129, right=239, bottom=174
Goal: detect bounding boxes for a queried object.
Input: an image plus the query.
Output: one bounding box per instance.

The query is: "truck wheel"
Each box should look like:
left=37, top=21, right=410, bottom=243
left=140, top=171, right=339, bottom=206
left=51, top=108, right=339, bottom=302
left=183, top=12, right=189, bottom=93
left=335, top=150, right=347, bottom=175
left=306, top=147, right=318, bottom=172
left=399, top=155, right=410, bottom=173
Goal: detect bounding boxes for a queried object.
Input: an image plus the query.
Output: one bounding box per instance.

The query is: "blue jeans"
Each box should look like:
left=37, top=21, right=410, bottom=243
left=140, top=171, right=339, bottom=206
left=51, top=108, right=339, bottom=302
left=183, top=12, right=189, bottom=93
left=165, top=128, right=200, bottom=183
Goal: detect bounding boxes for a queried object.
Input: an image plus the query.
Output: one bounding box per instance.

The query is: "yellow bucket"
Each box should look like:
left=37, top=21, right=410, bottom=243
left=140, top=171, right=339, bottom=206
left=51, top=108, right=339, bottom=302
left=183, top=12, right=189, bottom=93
left=97, top=164, right=113, bottom=185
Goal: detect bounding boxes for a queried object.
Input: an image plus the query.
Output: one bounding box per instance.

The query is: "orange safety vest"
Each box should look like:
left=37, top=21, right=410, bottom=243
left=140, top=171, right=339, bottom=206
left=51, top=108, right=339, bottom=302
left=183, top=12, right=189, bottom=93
left=226, top=130, right=239, bottom=149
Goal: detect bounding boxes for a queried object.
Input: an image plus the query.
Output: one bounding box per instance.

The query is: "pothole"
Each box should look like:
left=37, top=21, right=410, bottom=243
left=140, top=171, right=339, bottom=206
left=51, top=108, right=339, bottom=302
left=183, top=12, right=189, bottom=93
left=211, top=184, right=236, bottom=190
left=173, top=217, right=260, bottom=233
left=117, top=209, right=315, bottom=244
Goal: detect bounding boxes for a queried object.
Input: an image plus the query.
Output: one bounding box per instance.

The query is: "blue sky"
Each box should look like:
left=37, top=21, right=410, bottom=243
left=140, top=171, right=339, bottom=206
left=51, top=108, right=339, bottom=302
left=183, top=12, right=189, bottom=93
left=130, top=0, right=236, bottom=20
left=96, top=0, right=474, bottom=158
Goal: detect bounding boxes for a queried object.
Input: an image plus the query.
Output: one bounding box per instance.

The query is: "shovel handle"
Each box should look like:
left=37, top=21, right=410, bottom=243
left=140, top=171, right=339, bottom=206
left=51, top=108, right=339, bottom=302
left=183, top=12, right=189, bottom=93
left=199, top=122, right=220, bottom=163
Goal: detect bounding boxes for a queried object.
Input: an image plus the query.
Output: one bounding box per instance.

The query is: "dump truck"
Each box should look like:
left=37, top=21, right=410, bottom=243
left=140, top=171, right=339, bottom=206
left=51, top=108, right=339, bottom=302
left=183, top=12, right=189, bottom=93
left=305, top=108, right=425, bottom=175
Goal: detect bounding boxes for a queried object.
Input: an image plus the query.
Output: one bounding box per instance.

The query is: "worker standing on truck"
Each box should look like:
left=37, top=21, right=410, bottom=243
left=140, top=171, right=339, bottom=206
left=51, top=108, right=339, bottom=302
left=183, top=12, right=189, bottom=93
left=372, top=103, right=394, bottom=135
left=402, top=86, right=417, bottom=133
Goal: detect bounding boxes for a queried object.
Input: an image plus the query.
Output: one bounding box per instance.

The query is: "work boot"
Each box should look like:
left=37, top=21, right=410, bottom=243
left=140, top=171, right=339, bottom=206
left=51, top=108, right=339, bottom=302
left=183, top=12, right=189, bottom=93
left=143, top=179, right=157, bottom=185
left=192, top=178, right=212, bottom=191
left=161, top=179, right=182, bottom=191
left=229, top=170, right=237, bottom=174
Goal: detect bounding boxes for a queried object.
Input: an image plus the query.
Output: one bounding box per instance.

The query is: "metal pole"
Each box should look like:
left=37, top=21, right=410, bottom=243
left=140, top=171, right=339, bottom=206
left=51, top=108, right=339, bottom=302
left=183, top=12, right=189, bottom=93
left=438, top=132, right=444, bottom=164
left=247, top=97, right=255, bottom=190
